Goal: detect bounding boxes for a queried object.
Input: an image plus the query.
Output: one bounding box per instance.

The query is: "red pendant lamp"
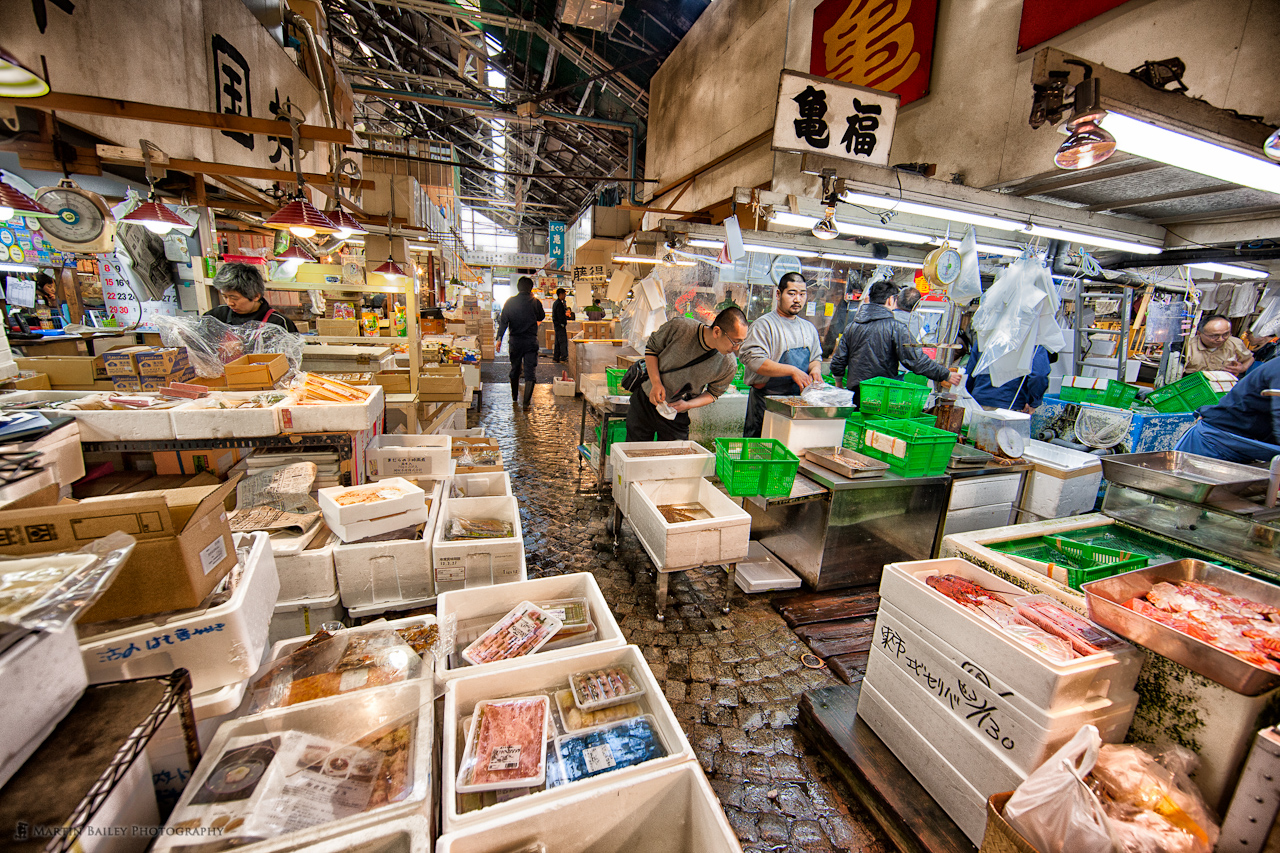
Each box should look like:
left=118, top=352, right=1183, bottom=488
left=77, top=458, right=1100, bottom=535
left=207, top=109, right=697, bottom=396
left=372, top=260, right=407, bottom=279
left=264, top=196, right=340, bottom=240
left=0, top=178, right=57, bottom=222
left=275, top=243, right=316, bottom=262
left=120, top=198, right=190, bottom=235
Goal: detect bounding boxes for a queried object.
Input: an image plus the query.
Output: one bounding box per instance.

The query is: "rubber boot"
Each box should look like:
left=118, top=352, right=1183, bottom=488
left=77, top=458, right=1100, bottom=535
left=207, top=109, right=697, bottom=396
left=510, top=378, right=520, bottom=405
left=522, top=380, right=535, bottom=407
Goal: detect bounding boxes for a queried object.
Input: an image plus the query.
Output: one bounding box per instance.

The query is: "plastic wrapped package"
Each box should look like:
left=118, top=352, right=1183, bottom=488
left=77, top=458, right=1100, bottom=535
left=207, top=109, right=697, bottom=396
left=1003, top=726, right=1118, bottom=853
left=0, top=531, right=136, bottom=631
left=569, top=665, right=644, bottom=711
left=949, top=227, right=983, bottom=306
left=555, top=715, right=666, bottom=784
left=554, top=689, right=642, bottom=732
left=155, top=313, right=304, bottom=378
left=972, top=253, right=1066, bottom=387
left=455, top=696, right=550, bottom=793
left=445, top=517, right=515, bottom=541
left=799, top=380, right=855, bottom=408
left=249, top=630, right=423, bottom=713
left=461, top=602, right=562, bottom=666
left=1091, top=743, right=1219, bottom=853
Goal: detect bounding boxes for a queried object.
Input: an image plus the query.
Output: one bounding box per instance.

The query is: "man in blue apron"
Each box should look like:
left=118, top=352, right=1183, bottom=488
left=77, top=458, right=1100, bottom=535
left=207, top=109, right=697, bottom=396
left=1175, top=356, right=1280, bottom=463
left=739, top=272, right=824, bottom=438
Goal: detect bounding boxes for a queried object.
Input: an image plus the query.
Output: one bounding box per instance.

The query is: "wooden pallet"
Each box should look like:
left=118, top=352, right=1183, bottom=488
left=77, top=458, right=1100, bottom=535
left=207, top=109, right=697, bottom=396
left=775, top=588, right=881, bottom=627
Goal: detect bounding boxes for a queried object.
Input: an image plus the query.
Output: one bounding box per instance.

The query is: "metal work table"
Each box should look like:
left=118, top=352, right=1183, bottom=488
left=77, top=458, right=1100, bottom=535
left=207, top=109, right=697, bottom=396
left=577, top=391, right=629, bottom=499
left=745, top=461, right=952, bottom=591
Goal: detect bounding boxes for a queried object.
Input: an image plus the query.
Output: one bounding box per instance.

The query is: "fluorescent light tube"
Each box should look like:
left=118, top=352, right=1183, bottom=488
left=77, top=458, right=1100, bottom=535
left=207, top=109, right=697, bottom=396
left=772, top=211, right=932, bottom=244
left=930, top=237, right=1022, bottom=258
left=1186, top=262, right=1268, bottom=280
left=0, top=262, right=38, bottom=273
left=1025, top=224, right=1162, bottom=255
left=741, top=242, right=820, bottom=258
left=686, top=238, right=725, bottom=249
left=816, top=250, right=925, bottom=269
left=1100, top=112, right=1280, bottom=196
left=614, top=254, right=661, bottom=264
left=842, top=191, right=1025, bottom=232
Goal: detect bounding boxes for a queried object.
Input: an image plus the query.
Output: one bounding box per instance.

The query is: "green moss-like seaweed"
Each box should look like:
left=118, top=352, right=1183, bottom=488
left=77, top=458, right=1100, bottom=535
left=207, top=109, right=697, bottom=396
left=1129, top=649, right=1205, bottom=753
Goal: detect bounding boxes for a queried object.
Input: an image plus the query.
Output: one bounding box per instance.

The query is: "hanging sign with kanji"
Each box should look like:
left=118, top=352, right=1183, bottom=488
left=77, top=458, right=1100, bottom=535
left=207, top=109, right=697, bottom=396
left=772, top=70, right=898, bottom=166
left=809, top=0, right=938, bottom=107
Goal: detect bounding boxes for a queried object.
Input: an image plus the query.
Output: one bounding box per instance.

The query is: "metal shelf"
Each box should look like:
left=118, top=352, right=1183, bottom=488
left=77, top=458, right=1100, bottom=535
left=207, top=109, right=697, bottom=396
left=81, top=432, right=359, bottom=485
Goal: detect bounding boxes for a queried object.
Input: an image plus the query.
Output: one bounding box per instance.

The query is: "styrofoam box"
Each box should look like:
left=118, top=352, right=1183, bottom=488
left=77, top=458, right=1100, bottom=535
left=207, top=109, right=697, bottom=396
left=171, top=391, right=285, bottom=439
left=437, top=762, right=740, bottom=853
left=437, top=573, right=625, bottom=682
left=79, top=532, right=281, bottom=694
left=334, top=482, right=442, bottom=607
left=943, top=503, right=1015, bottom=536
left=83, top=750, right=160, bottom=853
left=267, top=613, right=437, bottom=669
left=442, top=427, right=486, bottom=438
left=856, top=672, right=992, bottom=846
left=273, top=528, right=338, bottom=602
left=949, top=473, right=1022, bottom=511
left=442, top=645, right=693, bottom=831
left=433, top=494, right=524, bottom=589
left=268, top=591, right=345, bottom=647
left=880, top=559, right=1142, bottom=712
left=552, top=378, right=575, bottom=396
left=320, top=477, right=426, bottom=527
left=280, top=385, right=384, bottom=434
left=367, top=434, right=452, bottom=480
left=455, top=470, right=511, bottom=498
left=331, top=505, right=429, bottom=543
left=0, top=390, right=182, bottom=441
left=735, top=541, right=801, bottom=593
left=872, top=601, right=1137, bottom=773
left=610, top=441, right=715, bottom=516
left=762, top=410, right=846, bottom=455
left=629, top=478, right=751, bottom=572
left=0, top=626, right=87, bottom=788
left=148, top=678, right=249, bottom=809
left=17, top=419, right=85, bottom=483
left=153, top=680, right=434, bottom=852
left=1020, top=439, right=1103, bottom=519
left=235, top=815, right=430, bottom=853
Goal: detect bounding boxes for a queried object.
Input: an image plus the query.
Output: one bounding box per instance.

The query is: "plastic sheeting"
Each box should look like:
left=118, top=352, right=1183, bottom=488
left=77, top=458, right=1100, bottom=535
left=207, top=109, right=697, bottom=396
left=972, top=253, right=1066, bottom=387
left=156, top=313, right=304, bottom=377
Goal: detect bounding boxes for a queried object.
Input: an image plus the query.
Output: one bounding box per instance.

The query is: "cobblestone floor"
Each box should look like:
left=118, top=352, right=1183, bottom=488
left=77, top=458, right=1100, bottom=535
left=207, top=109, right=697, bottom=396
left=474, top=378, right=891, bottom=853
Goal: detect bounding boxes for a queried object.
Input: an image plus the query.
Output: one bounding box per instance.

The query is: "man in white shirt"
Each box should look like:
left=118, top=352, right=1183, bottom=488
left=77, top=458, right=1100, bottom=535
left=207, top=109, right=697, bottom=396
left=739, top=272, right=824, bottom=437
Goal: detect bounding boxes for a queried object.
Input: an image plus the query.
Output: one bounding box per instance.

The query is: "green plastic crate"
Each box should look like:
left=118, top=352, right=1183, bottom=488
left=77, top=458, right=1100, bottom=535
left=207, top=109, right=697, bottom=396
left=860, top=418, right=958, bottom=477
left=1145, top=371, right=1224, bottom=413
left=731, top=379, right=752, bottom=393
left=606, top=367, right=627, bottom=396
left=714, top=438, right=799, bottom=497
left=859, top=377, right=929, bottom=418
left=901, top=373, right=930, bottom=387
left=1044, top=535, right=1148, bottom=589
left=844, top=413, right=934, bottom=451
left=1059, top=379, right=1139, bottom=409
left=734, top=362, right=745, bottom=380
left=594, top=418, right=628, bottom=454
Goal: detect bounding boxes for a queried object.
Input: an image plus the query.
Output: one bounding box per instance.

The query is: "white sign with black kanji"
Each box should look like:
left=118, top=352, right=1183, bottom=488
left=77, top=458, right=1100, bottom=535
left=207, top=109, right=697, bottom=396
left=772, top=70, right=899, bottom=166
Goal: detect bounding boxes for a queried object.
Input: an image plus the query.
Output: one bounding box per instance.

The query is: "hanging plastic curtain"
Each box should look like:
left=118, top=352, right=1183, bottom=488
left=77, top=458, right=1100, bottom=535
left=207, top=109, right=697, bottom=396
left=971, top=251, right=1066, bottom=387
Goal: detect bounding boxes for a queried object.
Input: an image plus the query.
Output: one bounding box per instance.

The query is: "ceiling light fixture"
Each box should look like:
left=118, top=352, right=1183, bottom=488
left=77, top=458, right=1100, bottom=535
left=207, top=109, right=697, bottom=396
left=812, top=209, right=839, bottom=240
left=687, top=237, right=820, bottom=258
left=613, top=254, right=662, bottom=264
left=327, top=157, right=368, bottom=241
left=275, top=244, right=316, bottom=263
left=772, top=211, right=931, bottom=245
left=118, top=140, right=193, bottom=235
left=841, top=191, right=1026, bottom=232
left=1185, top=262, right=1268, bottom=280
left=1266, top=127, right=1280, bottom=162
left=0, top=177, right=56, bottom=222
left=0, top=51, right=49, bottom=98
left=0, top=261, right=39, bottom=273
left=929, top=237, right=1023, bottom=258
left=1054, top=77, right=1117, bottom=170
left=265, top=114, right=341, bottom=239
left=328, top=207, right=367, bottom=241
left=1024, top=223, right=1162, bottom=255
left=815, top=250, right=925, bottom=270
left=372, top=260, right=408, bottom=280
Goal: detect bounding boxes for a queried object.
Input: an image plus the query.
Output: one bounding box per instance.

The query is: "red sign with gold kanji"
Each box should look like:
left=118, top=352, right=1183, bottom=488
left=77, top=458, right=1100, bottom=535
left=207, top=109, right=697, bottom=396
left=810, top=0, right=938, bottom=107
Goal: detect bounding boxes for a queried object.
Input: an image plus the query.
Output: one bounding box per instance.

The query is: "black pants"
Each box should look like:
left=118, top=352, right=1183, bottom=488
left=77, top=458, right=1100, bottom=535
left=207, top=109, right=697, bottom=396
left=626, top=390, right=691, bottom=442
left=508, top=337, right=539, bottom=385
left=743, top=387, right=768, bottom=438
left=553, top=324, right=569, bottom=361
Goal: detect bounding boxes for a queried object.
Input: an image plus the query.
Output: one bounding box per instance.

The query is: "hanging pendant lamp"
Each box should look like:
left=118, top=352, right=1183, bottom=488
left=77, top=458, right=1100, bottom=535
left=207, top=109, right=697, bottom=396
left=275, top=243, right=316, bottom=262
left=120, top=198, right=190, bottom=235
left=0, top=178, right=57, bottom=222
left=373, top=260, right=407, bottom=279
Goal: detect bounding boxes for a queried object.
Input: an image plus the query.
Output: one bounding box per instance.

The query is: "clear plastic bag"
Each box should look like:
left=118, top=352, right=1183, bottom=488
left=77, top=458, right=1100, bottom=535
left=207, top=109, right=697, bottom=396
left=1003, top=725, right=1119, bottom=853
left=949, top=227, right=983, bottom=306
left=800, top=380, right=855, bottom=408
left=155, top=313, right=303, bottom=377
left=0, top=531, right=136, bottom=631
left=972, top=253, right=1066, bottom=387
left=1092, top=743, right=1219, bottom=853
left=247, top=629, right=423, bottom=713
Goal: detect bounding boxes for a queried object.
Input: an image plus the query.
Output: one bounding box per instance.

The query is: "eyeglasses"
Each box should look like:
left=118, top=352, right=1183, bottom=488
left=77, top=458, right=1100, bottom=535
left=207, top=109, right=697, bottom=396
left=1201, top=331, right=1231, bottom=340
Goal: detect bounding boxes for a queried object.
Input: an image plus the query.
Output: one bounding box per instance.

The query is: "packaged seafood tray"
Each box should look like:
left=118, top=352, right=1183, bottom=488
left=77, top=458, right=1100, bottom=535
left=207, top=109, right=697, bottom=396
left=435, top=762, right=741, bottom=853
left=152, top=679, right=433, bottom=852
left=0, top=626, right=87, bottom=789
left=147, top=678, right=250, bottom=811
left=442, top=645, right=692, bottom=830
left=627, top=477, right=750, bottom=572
left=1083, top=560, right=1280, bottom=695
left=438, top=573, right=625, bottom=681
left=554, top=714, right=666, bottom=784
left=319, top=478, right=427, bottom=528
left=432, top=495, right=525, bottom=593
left=879, top=558, right=1142, bottom=712
left=554, top=687, right=644, bottom=732
left=333, top=480, right=442, bottom=608
left=568, top=664, right=645, bottom=712
left=455, top=696, right=551, bottom=793
left=267, top=615, right=439, bottom=666
left=609, top=441, right=715, bottom=515
left=78, top=532, right=281, bottom=694
left=460, top=601, right=562, bottom=667
left=871, top=600, right=1137, bottom=774
left=280, top=385, right=384, bottom=434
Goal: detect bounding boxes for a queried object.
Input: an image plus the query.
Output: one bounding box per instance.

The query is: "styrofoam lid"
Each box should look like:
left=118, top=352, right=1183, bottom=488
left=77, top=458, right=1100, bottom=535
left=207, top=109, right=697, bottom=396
left=1022, top=439, right=1103, bottom=469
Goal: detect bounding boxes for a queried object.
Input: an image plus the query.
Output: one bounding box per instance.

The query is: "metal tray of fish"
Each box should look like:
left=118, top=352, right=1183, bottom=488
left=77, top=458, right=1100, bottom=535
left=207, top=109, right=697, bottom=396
left=1099, top=452, right=1269, bottom=504
left=761, top=395, right=857, bottom=419
left=949, top=444, right=994, bottom=467
left=1082, top=559, right=1280, bottom=695
left=803, top=446, right=889, bottom=479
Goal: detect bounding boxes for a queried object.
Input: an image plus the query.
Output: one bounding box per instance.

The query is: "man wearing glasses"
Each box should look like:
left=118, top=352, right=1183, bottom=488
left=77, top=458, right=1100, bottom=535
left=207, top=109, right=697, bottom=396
left=624, top=307, right=748, bottom=442
left=1185, top=315, right=1254, bottom=377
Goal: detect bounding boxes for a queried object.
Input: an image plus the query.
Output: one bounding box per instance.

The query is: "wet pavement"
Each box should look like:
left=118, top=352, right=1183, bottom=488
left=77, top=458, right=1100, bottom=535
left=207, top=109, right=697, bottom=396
left=474, top=375, right=891, bottom=853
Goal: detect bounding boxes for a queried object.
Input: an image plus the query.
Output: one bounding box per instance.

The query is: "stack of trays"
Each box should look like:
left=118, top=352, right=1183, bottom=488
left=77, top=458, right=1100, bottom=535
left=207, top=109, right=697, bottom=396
left=319, top=478, right=428, bottom=543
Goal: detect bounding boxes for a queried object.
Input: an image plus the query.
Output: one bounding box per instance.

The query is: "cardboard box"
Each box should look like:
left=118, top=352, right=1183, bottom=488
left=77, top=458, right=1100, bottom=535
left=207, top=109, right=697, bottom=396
left=15, top=356, right=107, bottom=388
left=101, top=347, right=150, bottom=377
left=1, top=371, right=50, bottom=391
left=317, top=318, right=360, bottom=337
left=0, top=477, right=240, bottom=624
left=135, top=348, right=189, bottom=376
left=224, top=354, right=288, bottom=389
left=110, top=375, right=143, bottom=392
left=152, top=448, right=243, bottom=477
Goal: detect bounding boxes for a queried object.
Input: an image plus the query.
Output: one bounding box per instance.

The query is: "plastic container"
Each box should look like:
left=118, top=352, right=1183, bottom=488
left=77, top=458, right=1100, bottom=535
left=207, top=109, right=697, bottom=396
left=569, top=664, right=645, bottom=711
left=627, top=477, right=751, bottom=572
left=555, top=714, right=666, bottom=784
left=761, top=410, right=846, bottom=455
left=455, top=696, right=551, bottom=793
left=0, top=626, right=87, bottom=788
left=435, top=762, right=740, bottom=853
left=1145, top=371, right=1224, bottom=413
left=593, top=418, right=628, bottom=456
left=460, top=601, right=562, bottom=666
left=455, top=471, right=512, bottom=498
left=878, top=558, right=1143, bottom=712
left=610, top=440, right=715, bottom=515
left=605, top=367, right=627, bottom=396
left=1019, top=439, right=1103, bottom=518
left=438, top=573, right=626, bottom=682
left=268, top=591, right=345, bottom=647
left=432, top=495, right=524, bottom=594
left=858, top=376, right=929, bottom=417
left=1043, top=535, right=1148, bottom=589
left=862, top=419, right=958, bottom=477
left=1058, top=376, right=1139, bottom=409
left=239, top=815, right=430, bottom=853
left=713, top=437, right=799, bottom=497
left=147, top=678, right=249, bottom=810
left=319, top=478, right=426, bottom=528
left=78, top=532, right=280, bottom=694
left=967, top=408, right=1031, bottom=457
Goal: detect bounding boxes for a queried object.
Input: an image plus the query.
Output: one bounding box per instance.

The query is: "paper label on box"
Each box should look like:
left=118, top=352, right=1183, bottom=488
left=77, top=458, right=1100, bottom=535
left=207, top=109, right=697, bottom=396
left=199, top=536, right=228, bottom=576
left=487, top=745, right=522, bottom=771
left=507, top=615, right=538, bottom=643
left=436, top=557, right=464, bottom=581
left=583, top=744, right=615, bottom=773
left=543, top=607, right=567, bottom=621
left=339, top=668, right=369, bottom=692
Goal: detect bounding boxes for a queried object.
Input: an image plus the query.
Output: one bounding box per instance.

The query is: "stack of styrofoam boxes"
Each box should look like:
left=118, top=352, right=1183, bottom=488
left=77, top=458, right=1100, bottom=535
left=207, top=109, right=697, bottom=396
left=268, top=525, right=344, bottom=647
left=609, top=441, right=715, bottom=517
left=170, top=390, right=286, bottom=440
left=13, top=418, right=84, bottom=500
left=73, top=533, right=281, bottom=808
left=0, top=325, right=18, bottom=380
left=0, top=623, right=88, bottom=788
left=860, top=557, right=1143, bottom=845
left=432, top=491, right=526, bottom=594
left=319, top=477, right=428, bottom=543
left=1018, top=439, right=1104, bottom=523
left=441, top=644, right=694, bottom=833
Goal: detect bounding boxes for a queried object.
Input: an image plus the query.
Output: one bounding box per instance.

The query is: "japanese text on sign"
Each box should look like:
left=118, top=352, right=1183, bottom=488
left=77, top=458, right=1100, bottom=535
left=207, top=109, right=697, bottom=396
left=772, top=70, right=898, bottom=166
left=212, top=34, right=255, bottom=150
left=571, top=265, right=607, bottom=283
left=548, top=221, right=567, bottom=269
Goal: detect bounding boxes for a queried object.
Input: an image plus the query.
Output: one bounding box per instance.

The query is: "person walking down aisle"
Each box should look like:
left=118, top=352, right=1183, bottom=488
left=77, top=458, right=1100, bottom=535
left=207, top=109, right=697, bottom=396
left=552, top=287, right=574, bottom=363
left=740, top=273, right=824, bottom=438
left=626, top=308, right=748, bottom=442
left=830, top=280, right=958, bottom=406
left=497, top=275, right=546, bottom=407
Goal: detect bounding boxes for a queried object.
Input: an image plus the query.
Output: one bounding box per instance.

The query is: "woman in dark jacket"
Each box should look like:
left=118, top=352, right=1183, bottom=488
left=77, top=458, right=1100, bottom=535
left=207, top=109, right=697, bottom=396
left=204, top=263, right=298, bottom=332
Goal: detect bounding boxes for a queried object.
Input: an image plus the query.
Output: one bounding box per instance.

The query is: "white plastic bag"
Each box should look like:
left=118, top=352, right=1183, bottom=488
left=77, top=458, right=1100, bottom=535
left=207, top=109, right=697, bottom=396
left=948, top=227, right=983, bottom=305
left=800, top=380, right=854, bottom=408
left=1003, top=725, right=1118, bottom=853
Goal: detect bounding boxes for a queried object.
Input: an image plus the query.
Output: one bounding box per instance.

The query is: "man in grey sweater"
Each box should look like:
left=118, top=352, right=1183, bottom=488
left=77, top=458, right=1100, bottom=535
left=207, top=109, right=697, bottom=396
left=626, top=307, right=748, bottom=442
left=739, top=273, right=824, bottom=437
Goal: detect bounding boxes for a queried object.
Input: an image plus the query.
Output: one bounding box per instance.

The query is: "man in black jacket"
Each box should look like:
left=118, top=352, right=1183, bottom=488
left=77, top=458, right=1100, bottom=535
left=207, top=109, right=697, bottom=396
left=497, top=276, right=546, bottom=407
left=552, top=287, right=574, bottom=363
left=830, top=280, right=959, bottom=405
